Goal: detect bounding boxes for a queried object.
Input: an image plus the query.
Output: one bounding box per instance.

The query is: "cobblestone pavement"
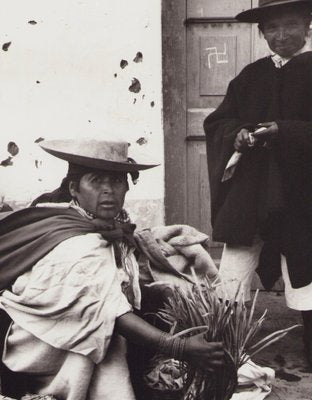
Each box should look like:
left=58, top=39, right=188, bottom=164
left=251, top=291, right=312, bottom=400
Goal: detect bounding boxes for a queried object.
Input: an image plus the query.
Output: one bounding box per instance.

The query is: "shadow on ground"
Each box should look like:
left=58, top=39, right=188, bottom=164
left=252, top=291, right=312, bottom=400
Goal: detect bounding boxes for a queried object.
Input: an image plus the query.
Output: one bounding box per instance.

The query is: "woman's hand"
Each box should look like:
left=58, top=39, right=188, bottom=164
left=184, top=333, right=225, bottom=371
left=116, top=313, right=225, bottom=372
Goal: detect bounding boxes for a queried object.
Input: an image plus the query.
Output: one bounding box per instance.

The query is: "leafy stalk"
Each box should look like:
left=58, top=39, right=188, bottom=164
left=149, top=274, right=299, bottom=400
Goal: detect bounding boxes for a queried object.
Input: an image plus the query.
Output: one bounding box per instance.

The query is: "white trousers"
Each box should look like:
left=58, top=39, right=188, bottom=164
left=218, top=237, right=312, bottom=311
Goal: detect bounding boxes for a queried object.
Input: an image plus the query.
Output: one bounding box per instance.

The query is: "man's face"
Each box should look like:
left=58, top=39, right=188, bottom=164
left=262, top=11, right=309, bottom=57
left=69, top=171, right=128, bottom=222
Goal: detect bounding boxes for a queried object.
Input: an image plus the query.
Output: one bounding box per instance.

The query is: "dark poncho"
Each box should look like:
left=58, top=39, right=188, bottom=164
left=204, top=52, right=312, bottom=289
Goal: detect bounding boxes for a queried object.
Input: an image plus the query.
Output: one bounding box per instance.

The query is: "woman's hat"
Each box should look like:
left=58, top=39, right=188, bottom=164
left=39, top=139, right=158, bottom=172
left=236, top=0, right=312, bottom=22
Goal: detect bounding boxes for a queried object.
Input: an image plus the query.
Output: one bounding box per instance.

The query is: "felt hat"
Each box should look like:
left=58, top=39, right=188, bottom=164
left=236, top=0, right=312, bottom=22
left=39, top=139, right=158, bottom=172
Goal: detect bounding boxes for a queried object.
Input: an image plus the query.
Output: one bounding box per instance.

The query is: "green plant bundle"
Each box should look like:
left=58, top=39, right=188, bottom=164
left=153, top=272, right=299, bottom=400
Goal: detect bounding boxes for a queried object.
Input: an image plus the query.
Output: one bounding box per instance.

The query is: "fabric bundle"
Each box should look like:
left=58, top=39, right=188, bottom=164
left=134, top=225, right=219, bottom=289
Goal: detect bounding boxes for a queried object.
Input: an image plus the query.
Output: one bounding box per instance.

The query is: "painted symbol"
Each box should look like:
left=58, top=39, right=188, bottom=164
left=205, top=44, right=228, bottom=69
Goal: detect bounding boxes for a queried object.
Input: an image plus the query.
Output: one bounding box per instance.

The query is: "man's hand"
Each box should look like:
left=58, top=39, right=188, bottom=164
left=252, top=121, right=278, bottom=141
left=234, top=128, right=253, bottom=152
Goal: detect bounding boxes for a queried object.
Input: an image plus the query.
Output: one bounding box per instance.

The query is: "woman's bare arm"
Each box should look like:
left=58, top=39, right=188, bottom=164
left=115, top=312, right=224, bottom=369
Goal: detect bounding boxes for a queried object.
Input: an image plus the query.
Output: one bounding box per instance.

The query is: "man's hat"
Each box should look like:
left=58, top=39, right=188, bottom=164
left=39, top=139, right=158, bottom=172
left=236, top=0, right=312, bottom=23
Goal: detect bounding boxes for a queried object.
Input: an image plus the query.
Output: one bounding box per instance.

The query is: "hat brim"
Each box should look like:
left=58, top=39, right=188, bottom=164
left=236, top=0, right=312, bottom=22
left=40, top=143, right=159, bottom=172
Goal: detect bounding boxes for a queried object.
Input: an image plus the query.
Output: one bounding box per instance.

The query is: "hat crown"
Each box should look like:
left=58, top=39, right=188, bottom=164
left=259, top=0, right=309, bottom=6
left=236, top=0, right=312, bottom=22
left=259, top=0, right=283, bottom=6
left=72, top=139, right=128, bottom=162
left=41, top=139, right=128, bottom=162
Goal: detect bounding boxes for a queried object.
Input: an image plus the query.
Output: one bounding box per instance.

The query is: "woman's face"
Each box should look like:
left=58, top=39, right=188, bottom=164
left=69, top=171, right=128, bottom=222
left=262, top=11, right=309, bottom=58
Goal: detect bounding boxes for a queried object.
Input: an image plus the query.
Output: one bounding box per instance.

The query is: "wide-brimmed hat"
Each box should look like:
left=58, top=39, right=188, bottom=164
left=236, top=0, right=312, bottom=22
left=39, top=139, right=158, bottom=172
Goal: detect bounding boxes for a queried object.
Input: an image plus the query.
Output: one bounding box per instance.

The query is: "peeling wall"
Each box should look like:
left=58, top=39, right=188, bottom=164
left=0, top=0, right=164, bottom=227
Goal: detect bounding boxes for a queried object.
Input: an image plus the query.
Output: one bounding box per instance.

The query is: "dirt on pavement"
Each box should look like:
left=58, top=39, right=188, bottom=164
left=251, top=291, right=312, bottom=400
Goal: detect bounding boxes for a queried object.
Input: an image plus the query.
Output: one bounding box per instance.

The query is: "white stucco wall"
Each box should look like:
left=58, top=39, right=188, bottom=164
left=0, top=0, right=164, bottom=227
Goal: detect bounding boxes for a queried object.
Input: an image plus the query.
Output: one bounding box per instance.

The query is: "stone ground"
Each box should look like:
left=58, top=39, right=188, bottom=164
left=251, top=291, right=312, bottom=400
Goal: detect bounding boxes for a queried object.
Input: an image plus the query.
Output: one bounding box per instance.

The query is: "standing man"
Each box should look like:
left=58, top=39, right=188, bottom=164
left=204, top=0, right=312, bottom=365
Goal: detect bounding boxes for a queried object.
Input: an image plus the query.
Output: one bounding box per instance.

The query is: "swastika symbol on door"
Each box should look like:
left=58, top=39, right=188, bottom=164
left=205, top=44, right=228, bottom=69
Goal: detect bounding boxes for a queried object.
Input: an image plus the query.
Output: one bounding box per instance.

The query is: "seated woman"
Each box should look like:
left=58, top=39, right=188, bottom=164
left=0, top=139, right=224, bottom=400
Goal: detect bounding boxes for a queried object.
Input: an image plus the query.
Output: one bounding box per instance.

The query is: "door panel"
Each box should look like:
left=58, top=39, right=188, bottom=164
left=187, top=22, right=252, bottom=109
left=187, top=141, right=211, bottom=234
left=199, top=35, right=237, bottom=96
left=187, top=22, right=252, bottom=140
left=187, top=0, right=251, bottom=18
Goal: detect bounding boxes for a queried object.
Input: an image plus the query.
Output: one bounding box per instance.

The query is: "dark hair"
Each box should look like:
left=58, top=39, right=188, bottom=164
left=31, top=163, right=137, bottom=206
left=31, top=177, right=72, bottom=205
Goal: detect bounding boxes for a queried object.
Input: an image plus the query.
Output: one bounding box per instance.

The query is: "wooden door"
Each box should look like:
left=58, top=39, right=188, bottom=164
left=163, top=0, right=270, bottom=259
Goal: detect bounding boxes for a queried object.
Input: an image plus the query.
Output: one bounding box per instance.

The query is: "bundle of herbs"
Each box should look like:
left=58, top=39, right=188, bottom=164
left=146, top=272, right=299, bottom=400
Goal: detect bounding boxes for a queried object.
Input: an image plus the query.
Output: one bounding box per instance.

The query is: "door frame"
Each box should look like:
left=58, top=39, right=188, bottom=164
left=162, top=0, right=188, bottom=225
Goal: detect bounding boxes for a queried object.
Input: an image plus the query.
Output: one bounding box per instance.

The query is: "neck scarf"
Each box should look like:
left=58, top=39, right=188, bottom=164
left=0, top=206, right=136, bottom=290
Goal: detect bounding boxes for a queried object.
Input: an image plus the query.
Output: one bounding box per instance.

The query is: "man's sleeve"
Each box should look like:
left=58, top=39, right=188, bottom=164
left=203, top=79, right=252, bottom=225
